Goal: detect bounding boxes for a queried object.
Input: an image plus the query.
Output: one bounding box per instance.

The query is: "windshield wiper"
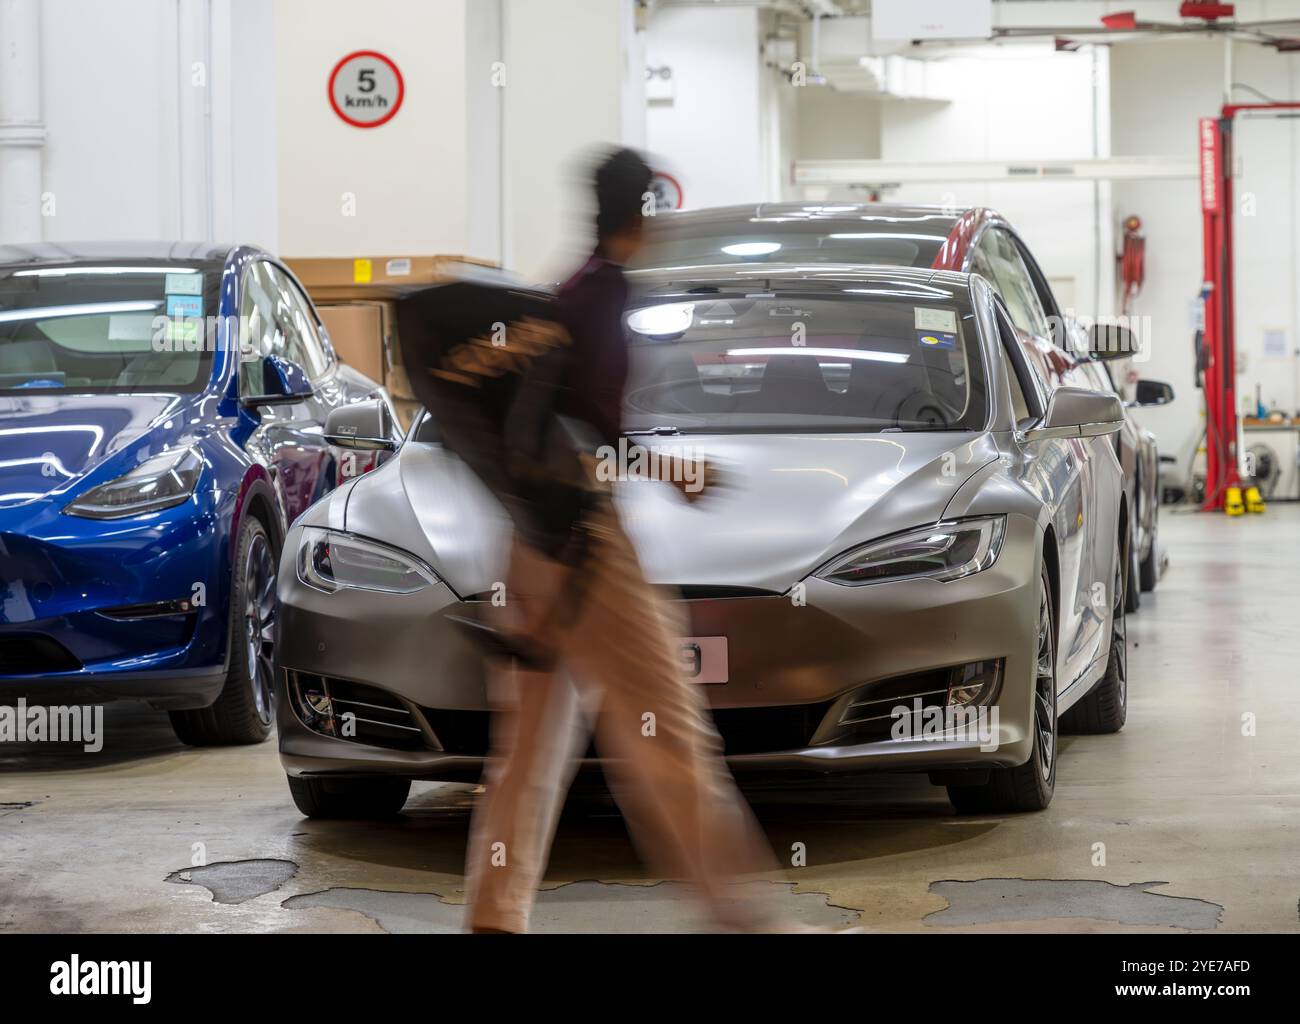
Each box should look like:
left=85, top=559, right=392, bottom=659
left=624, top=426, right=684, bottom=437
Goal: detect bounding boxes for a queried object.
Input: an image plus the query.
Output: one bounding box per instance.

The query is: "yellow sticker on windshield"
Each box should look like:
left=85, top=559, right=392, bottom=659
left=914, top=307, right=958, bottom=333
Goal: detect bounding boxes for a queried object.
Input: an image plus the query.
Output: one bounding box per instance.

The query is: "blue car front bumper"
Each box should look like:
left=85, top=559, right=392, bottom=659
left=0, top=488, right=237, bottom=709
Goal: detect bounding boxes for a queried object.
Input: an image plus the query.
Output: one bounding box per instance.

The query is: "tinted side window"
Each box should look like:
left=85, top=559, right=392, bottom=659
left=976, top=230, right=1050, bottom=339
left=238, top=262, right=278, bottom=397
left=993, top=304, right=1037, bottom=428
left=268, top=266, right=330, bottom=379
left=238, top=261, right=329, bottom=396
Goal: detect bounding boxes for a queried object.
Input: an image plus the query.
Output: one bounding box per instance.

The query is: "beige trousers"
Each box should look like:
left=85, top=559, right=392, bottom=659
left=463, top=502, right=776, bottom=933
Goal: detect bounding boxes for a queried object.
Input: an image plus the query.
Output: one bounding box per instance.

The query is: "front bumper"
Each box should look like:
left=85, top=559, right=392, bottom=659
left=276, top=513, right=1043, bottom=780
left=0, top=491, right=235, bottom=709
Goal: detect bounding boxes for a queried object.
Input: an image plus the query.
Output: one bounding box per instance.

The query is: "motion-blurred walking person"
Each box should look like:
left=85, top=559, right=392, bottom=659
left=461, top=149, right=778, bottom=933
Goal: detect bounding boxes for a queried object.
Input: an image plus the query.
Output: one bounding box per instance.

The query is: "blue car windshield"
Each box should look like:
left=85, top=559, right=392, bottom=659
left=0, top=263, right=220, bottom=394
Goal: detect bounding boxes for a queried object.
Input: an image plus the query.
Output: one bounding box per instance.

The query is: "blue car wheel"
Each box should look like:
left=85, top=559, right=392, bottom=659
left=168, top=515, right=278, bottom=745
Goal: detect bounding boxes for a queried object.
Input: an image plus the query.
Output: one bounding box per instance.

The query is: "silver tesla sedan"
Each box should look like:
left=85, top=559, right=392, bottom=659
left=273, top=264, right=1129, bottom=818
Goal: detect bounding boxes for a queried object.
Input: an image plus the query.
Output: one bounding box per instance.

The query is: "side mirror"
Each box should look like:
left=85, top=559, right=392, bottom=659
left=1024, top=386, right=1124, bottom=441
left=325, top=399, right=398, bottom=452
left=241, top=355, right=314, bottom=407
left=1133, top=379, right=1174, bottom=407
left=1088, top=323, right=1142, bottom=361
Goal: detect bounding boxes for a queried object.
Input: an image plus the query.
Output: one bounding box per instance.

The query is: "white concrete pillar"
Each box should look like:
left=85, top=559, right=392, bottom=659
left=502, top=0, right=645, bottom=279
left=466, top=0, right=504, bottom=266
left=176, top=0, right=213, bottom=240
left=0, top=0, right=47, bottom=243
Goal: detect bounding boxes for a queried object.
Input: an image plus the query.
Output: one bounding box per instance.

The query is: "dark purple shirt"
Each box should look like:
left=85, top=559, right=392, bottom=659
left=554, top=252, right=629, bottom=447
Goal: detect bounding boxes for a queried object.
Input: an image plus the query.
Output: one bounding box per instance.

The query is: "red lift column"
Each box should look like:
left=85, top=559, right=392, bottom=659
left=1199, top=103, right=1300, bottom=510
left=1199, top=113, right=1241, bottom=510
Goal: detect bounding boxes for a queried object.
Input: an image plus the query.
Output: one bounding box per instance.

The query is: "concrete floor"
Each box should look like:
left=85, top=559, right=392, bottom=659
left=3, top=505, right=1299, bottom=933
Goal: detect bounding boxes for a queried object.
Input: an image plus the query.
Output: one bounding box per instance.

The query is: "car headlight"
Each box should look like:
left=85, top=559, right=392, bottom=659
left=297, top=526, right=439, bottom=594
left=817, top=516, right=1006, bottom=586
left=63, top=446, right=202, bottom=519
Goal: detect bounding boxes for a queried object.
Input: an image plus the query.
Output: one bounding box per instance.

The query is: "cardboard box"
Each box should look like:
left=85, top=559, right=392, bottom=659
left=318, top=303, right=385, bottom=385
left=287, top=254, right=492, bottom=303
left=290, top=254, right=495, bottom=405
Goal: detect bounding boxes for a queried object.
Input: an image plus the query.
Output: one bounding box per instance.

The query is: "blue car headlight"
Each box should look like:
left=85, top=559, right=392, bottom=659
left=817, top=516, right=1006, bottom=586
left=63, top=447, right=202, bottom=519
left=297, top=527, right=439, bottom=594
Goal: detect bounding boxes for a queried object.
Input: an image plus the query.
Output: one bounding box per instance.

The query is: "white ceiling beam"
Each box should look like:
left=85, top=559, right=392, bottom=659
left=793, top=155, right=1198, bottom=186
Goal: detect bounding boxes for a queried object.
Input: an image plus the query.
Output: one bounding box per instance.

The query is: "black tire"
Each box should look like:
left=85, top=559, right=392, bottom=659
left=287, top=775, right=411, bottom=819
left=1124, top=523, right=1141, bottom=613
left=1060, top=538, right=1128, bottom=735
left=948, top=562, right=1057, bottom=814
left=1138, top=505, right=1159, bottom=592
left=169, top=516, right=278, bottom=746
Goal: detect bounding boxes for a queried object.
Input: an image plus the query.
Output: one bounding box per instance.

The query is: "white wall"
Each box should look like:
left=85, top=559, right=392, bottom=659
left=274, top=0, right=469, bottom=258
left=645, top=5, right=766, bottom=210
left=795, top=88, right=882, bottom=162
left=875, top=45, right=1112, bottom=325
left=27, top=0, right=277, bottom=247
left=502, top=0, right=642, bottom=281
left=1111, top=38, right=1300, bottom=477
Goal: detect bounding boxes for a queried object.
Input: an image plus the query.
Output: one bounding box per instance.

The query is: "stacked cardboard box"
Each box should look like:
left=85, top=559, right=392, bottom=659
left=287, top=255, right=493, bottom=428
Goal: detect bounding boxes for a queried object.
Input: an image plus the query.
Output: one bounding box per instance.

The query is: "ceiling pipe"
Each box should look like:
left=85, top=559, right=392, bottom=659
left=0, top=0, right=47, bottom=243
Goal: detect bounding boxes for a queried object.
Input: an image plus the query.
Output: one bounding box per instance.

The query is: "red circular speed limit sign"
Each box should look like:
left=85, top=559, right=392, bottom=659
left=649, top=171, right=684, bottom=212
left=328, top=50, right=404, bottom=128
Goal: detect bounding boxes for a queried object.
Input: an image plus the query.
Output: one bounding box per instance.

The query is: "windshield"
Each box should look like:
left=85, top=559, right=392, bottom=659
left=632, top=212, right=953, bottom=272
left=622, top=280, right=987, bottom=434
left=0, top=263, right=220, bottom=394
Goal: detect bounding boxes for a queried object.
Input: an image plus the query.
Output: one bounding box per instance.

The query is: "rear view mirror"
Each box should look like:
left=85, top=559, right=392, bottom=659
left=1024, top=386, right=1124, bottom=441
left=325, top=399, right=398, bottom=452
left=1088, top=323, right=1142, bottom=361
left=1133, top=379, right=1174, bottom=407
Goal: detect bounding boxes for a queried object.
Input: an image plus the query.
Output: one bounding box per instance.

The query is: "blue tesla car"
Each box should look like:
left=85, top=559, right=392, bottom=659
left=0, top=242, right=394, bottom=744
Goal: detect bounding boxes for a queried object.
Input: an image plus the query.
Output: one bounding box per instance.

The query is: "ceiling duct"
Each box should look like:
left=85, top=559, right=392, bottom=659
left=797, top=15, right=957, bottom=98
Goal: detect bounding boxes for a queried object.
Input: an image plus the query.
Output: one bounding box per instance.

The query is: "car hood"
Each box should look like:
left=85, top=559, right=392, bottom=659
left=342, top=430, right=1001, bottom=596
left=0, top=393, right=200, bottom=509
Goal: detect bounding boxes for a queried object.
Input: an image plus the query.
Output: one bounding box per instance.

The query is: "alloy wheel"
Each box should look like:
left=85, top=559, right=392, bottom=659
left=243, top=532, right=278, bottom=725
left=1034, top=579, right=1057, bottom=782
left=1112, top=556, right=1128, bottom=707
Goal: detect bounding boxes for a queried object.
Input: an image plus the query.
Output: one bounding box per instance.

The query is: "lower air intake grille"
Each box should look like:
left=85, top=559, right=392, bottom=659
left=711, top=702, right=836, bottom=755
left=419, top=708, right=491, bottom=756
left=0, top=634, right=83, bottom=676
left=289, top=672, right=425, bottom=750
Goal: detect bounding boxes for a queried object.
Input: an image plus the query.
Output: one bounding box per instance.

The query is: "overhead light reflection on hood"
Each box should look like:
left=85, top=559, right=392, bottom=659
left=721, top=242, right=782, bottom=257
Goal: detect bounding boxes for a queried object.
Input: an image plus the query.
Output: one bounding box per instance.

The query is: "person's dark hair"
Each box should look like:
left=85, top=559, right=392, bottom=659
left=594, top=148, right=653, bottom=241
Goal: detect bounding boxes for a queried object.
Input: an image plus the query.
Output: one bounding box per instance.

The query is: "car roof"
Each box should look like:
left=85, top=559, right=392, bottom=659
left=655, top=200, right=972, bottom=233
left=653, top=202, right=965, bottom=232
left=644, top=203, right=1008, bottom=273
left=626, top=261, right=973, bottom=292
left=0, top=240, right=240, bottom=270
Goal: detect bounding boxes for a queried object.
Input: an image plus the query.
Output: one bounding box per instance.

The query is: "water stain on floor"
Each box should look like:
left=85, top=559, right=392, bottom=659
left=166, top=859, right=299, bottom=905
left=283, top=879, right=863, bottom=933
left=925, top=878, right=1223, bottom=930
